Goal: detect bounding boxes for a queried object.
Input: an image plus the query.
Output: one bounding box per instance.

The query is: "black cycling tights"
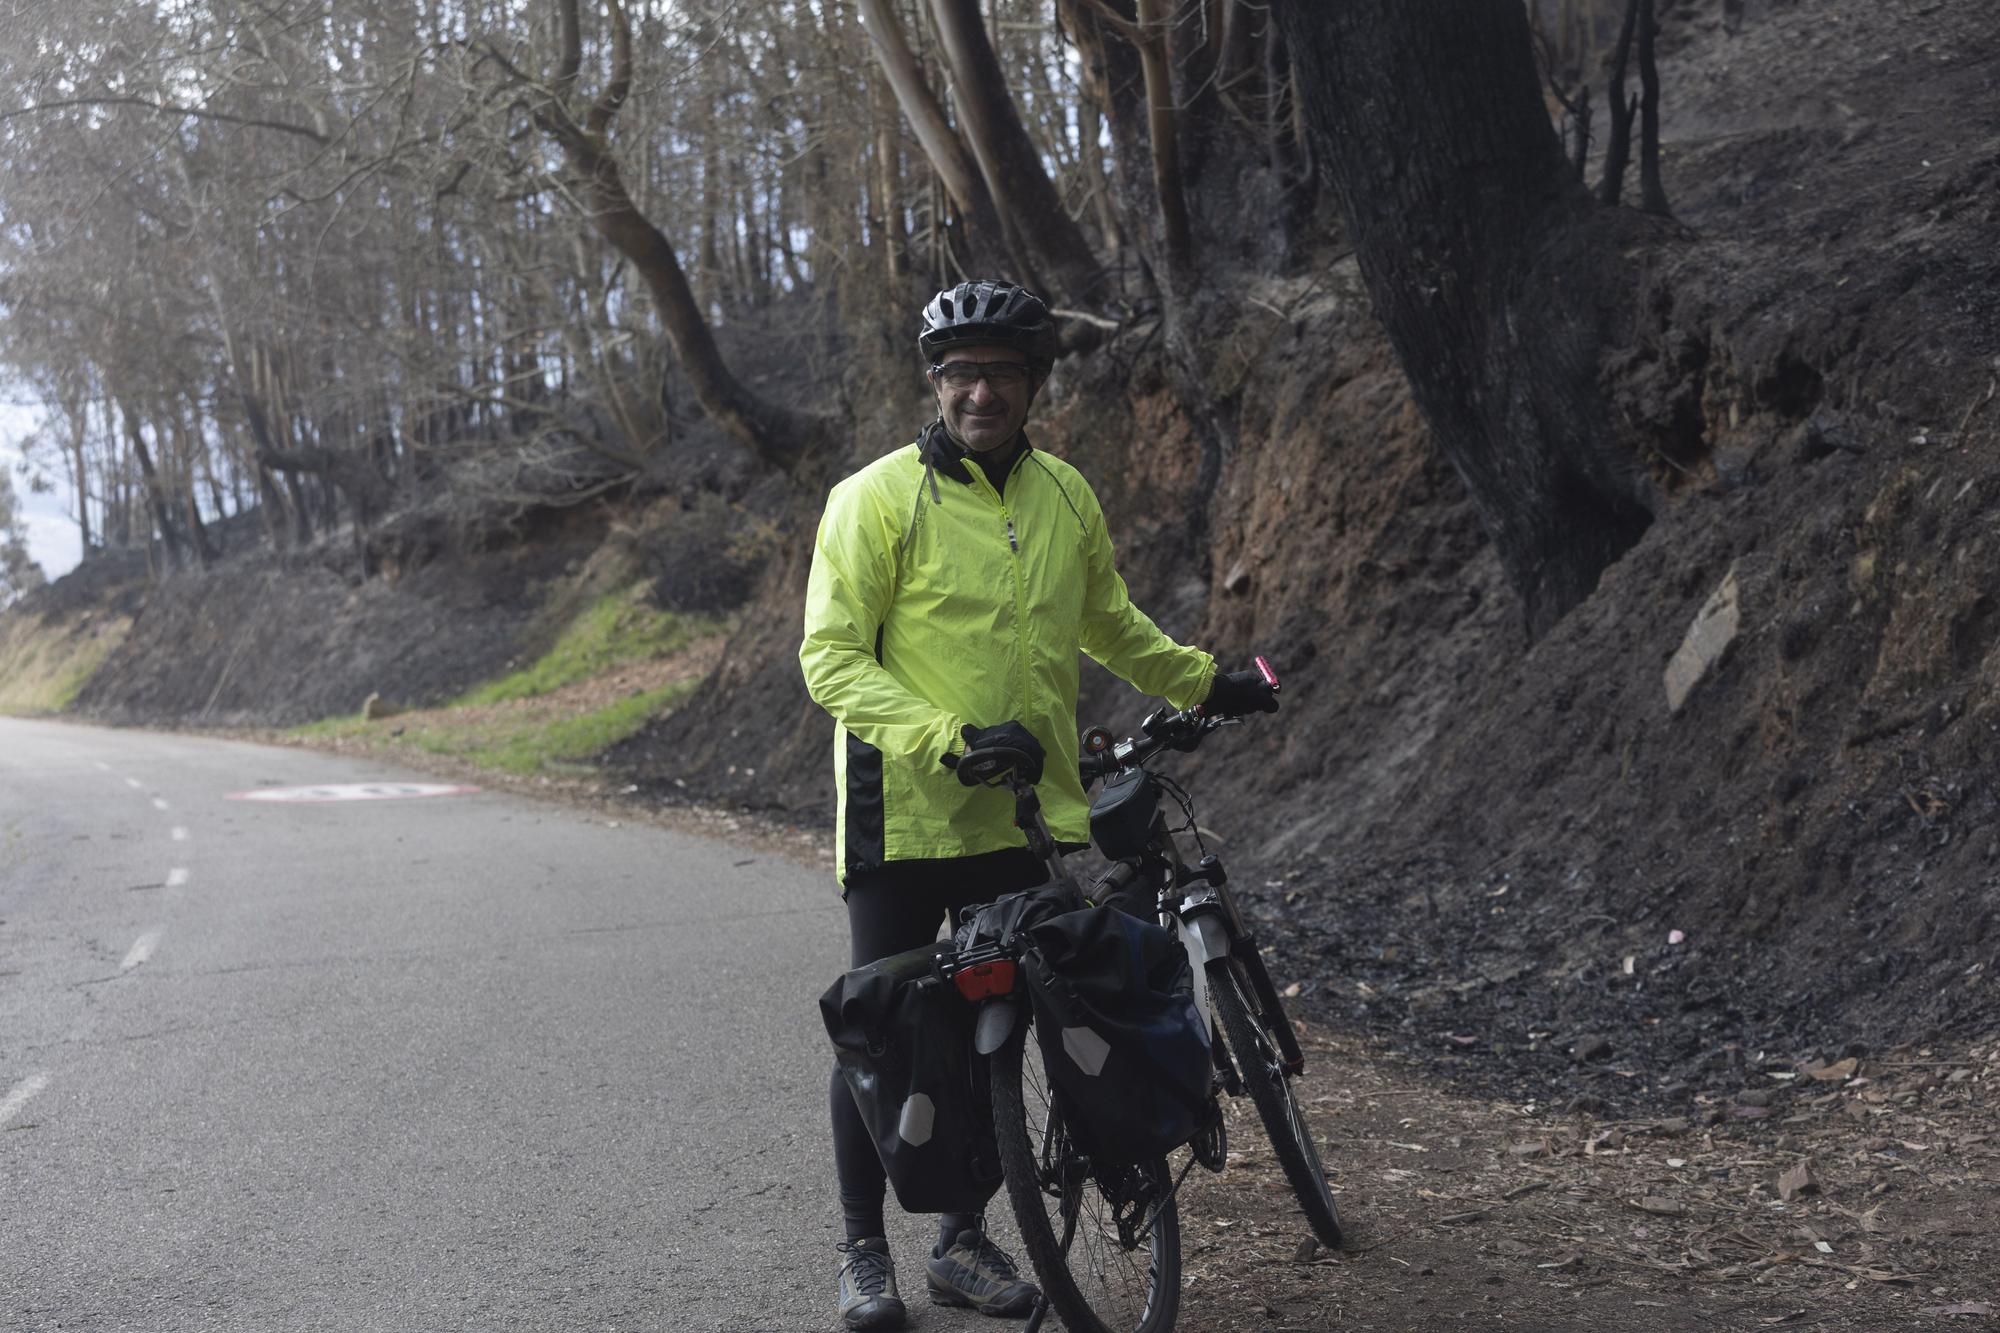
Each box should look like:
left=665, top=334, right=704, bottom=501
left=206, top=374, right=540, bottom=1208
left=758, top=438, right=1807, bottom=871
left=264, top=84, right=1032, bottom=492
left=831, top=847, right=1049, bottom=1245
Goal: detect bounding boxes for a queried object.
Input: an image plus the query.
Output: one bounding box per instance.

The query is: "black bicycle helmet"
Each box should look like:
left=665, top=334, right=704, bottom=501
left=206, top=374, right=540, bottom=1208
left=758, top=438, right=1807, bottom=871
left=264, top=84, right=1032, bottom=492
left=918, top=280, right=1056, bottom=370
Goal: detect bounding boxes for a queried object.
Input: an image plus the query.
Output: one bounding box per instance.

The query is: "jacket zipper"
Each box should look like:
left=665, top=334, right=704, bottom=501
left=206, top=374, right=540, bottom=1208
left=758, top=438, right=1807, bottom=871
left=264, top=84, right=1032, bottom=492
left=975, top=467, right=1032, bottom=722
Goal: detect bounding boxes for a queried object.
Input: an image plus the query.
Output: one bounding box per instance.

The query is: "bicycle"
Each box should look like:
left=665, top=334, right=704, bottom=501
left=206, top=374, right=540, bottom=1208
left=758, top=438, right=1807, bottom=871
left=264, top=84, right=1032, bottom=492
left=930, top=656, right=1340, bottom=1333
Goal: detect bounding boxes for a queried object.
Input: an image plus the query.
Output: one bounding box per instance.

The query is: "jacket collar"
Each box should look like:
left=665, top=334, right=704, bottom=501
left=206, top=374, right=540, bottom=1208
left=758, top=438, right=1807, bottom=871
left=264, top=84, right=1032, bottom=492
left=919, top=418, right=1032, bottom=485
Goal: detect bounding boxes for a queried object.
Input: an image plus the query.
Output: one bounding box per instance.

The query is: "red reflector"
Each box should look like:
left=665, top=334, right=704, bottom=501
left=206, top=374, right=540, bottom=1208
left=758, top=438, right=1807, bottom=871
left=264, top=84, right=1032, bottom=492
left=952, top=960, right=1018, bottom=1001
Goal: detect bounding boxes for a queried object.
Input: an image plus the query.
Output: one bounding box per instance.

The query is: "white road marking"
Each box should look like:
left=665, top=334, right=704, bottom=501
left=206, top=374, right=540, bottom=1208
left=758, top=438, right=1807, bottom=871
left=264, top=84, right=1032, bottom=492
left=0, top=1073, right=50, bottom=1127
left=124, top=778, right=143, bottom=789
left=226, top=781, right=478, bottom=802
left=151, top=797, right=170, bottom=811
left=121, top=931, right=162, bottom=971
left=171, top=826, right=190, bottom=842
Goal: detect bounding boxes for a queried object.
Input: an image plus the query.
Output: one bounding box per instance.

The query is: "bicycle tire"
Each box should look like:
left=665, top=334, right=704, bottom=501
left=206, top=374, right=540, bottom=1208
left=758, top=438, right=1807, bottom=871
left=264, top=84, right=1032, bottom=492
left=990, top=1019, right=1181, bottom=1333
left=1208, top=959, right=1343, bottom=1248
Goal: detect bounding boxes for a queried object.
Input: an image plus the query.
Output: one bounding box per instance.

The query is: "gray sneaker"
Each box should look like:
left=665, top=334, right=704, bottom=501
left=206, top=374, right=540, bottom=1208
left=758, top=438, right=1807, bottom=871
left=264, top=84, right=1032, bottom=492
left=925, top=1228, right=1039, bottom=1317
left=836, top=1237, right=906, bottom=1330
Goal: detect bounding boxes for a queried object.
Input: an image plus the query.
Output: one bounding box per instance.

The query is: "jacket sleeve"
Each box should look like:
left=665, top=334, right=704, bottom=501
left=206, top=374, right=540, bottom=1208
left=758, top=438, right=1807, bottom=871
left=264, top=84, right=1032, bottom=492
left=799, top=478, right=964, bottom=766
left=1077, top=487, right=1217, bottom=710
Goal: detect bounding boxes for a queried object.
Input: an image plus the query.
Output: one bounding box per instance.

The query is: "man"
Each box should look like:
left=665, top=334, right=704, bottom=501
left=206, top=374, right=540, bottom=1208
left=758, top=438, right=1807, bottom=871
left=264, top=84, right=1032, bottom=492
left=799, top=280, right=1278, bottom=1330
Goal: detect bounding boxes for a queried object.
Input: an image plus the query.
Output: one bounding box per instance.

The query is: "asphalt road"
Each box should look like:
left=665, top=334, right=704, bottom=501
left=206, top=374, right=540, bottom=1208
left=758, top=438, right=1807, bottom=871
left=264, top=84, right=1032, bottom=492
left=0, top=719, right=1012, bottom=1332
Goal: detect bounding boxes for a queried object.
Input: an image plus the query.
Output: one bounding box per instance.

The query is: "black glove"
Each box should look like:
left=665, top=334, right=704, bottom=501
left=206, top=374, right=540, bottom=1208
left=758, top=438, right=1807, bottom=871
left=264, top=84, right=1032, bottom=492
left=952, top=720, right=1046, bottom=786
left=1202, top=668, right=1279, bottom=717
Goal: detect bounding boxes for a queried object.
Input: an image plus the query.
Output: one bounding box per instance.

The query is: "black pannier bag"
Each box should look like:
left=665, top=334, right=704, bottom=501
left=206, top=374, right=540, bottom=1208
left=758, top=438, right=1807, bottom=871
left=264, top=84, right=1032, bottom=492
left=1022, top=905, right=1213, bottom=1164
left=819, top=943, right=1002, bottom=1214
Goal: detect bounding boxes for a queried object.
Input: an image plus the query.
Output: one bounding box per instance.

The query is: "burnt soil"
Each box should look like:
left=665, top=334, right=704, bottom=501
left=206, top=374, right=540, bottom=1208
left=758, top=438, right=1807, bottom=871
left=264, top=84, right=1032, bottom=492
left=609, top=0, right=2000, bottom=1122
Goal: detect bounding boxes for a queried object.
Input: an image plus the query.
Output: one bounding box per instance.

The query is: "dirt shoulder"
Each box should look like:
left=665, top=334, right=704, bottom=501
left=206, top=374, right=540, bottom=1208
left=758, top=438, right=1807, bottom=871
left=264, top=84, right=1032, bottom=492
left=1179, top=1025, right=2000, bottom=1331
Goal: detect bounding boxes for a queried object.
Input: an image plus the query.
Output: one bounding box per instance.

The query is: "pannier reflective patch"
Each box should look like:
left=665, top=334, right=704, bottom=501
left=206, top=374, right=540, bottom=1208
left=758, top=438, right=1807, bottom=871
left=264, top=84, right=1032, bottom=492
left=1062, top=1025, right=1112, bottom=1077
left=898, top=1093, right=936, bottom=1146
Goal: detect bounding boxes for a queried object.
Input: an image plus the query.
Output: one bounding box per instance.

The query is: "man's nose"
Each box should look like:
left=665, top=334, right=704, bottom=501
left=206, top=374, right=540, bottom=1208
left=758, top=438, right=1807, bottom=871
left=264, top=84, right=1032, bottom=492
left=966, top=377, right=998, bottom=406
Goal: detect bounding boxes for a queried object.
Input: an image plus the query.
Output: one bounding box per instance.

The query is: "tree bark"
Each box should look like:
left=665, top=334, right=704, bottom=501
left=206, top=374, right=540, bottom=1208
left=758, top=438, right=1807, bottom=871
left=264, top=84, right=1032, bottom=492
left=532, top=0, right=834, bottom=473
left=1133, top=0, right=1193, bottom=277
left=1273, top=0, right=1656, bottom=636
left=866, top=67, right=909, bottom=279
left=1636, top=0, right=1671, bottom=217
left=1599, top=0, right=1639, bottom=206
left=925, top=0, right=1102, bottom=302
left=854, top=0, right=1012, bottom=259
left=119, top=400, right=185, bottom=573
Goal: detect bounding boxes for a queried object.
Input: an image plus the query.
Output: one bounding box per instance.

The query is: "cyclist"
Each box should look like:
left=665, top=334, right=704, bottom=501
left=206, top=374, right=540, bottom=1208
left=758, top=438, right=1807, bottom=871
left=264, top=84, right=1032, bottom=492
left=800, top=279, right=1278, bottom=1330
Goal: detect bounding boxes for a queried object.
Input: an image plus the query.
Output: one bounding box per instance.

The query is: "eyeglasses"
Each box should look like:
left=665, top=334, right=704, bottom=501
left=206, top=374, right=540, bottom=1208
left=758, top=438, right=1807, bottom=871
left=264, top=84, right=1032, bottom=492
left=929, top=360, right=1032, bottom=389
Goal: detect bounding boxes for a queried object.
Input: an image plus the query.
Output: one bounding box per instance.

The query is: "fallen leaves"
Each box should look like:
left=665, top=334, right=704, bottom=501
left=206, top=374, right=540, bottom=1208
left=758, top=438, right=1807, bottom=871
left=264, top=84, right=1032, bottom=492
left=1170, top=1021, right=1999, bottom=1333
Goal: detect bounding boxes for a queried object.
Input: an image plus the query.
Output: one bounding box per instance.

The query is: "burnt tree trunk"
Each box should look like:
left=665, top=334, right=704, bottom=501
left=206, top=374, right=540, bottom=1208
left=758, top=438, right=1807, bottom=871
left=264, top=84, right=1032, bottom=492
left=1599, top=0, right=1639, bottom=205
left=533, top=0, right=836, bottom=473
left=1636, top=0, right=1671, bottom=217
left=1274, top=0, right=1656, bottom=636
left=118, top=401, right=186, bottom=573
left=856, top=0, right=1013, bottom=267
left=1133, top=0, right=1194, bottom=277
left=926, top=0, right=1103, bottom=303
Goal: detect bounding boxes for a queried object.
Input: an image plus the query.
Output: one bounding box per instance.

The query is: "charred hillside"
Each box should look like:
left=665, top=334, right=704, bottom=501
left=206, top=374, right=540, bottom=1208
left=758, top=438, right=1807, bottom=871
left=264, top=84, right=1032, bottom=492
left=617, top=0, right=2000, bottom=1104
left=4, top=0, right=1995, bottom=1109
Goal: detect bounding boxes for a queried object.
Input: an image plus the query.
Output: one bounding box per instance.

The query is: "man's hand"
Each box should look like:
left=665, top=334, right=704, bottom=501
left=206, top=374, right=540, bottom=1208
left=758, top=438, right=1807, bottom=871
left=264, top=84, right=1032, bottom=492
left=1202, top=668, right=1280, bottom=717
left=951, top=720, right=1046, bottom=786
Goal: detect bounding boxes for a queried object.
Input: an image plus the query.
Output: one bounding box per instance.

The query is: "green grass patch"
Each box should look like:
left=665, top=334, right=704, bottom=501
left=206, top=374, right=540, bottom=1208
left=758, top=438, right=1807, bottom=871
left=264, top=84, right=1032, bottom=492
left=457, top=587, right=716, bottom=706
left=464, top=680, right=696, bottom=774
left=292, top=712, right=369, bottom=739
left=0, top=612, right=131, bottom=715
left=288, top=679, right=696, bottom=780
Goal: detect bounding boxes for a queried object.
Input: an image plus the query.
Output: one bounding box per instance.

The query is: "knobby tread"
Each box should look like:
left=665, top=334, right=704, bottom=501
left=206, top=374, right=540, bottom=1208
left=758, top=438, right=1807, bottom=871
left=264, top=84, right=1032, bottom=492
left=1209, top=960, right=1343, bottom=1249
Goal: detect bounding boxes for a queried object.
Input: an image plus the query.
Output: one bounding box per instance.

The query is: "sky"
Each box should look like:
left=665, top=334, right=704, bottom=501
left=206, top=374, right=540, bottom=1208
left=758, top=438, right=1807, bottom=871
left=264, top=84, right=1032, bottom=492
left=0, top=398, right=84, bottom=580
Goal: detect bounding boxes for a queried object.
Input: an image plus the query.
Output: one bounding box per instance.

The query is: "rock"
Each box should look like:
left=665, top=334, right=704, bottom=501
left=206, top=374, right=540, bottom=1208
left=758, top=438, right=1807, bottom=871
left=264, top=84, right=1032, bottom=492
left=1572, top=1034, right=1614, bottom=1063
left=1665, top=570, right=1742, bottom=713
left=1777, top=1160, right=1819, bottom=1202
left=1807, top=1057, right=1860, bottom=1083
left=1736, top=1087, right=1775, bottom=1108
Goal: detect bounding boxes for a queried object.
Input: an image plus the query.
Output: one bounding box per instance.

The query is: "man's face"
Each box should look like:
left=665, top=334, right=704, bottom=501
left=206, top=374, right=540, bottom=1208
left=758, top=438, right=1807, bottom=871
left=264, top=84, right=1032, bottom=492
left=931, top=345, right=1039, bottom=454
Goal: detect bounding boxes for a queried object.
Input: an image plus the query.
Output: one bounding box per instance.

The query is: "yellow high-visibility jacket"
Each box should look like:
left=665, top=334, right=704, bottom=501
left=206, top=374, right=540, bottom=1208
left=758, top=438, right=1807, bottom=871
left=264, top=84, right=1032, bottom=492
left=800, top=427, right=1216, bottom=885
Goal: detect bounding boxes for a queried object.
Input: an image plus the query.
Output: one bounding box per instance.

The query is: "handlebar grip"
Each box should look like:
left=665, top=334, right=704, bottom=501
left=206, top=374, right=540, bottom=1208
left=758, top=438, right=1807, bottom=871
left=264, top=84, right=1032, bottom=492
left=1254, top=655, right=1280, bottom=692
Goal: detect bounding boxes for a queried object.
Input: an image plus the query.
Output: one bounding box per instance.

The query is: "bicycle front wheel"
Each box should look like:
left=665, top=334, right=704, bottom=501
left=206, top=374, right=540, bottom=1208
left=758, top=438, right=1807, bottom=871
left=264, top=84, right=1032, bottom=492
left=1209, top=959, right=1343, bottom=1248
left=989, top=1019, right=1181, bottom=1333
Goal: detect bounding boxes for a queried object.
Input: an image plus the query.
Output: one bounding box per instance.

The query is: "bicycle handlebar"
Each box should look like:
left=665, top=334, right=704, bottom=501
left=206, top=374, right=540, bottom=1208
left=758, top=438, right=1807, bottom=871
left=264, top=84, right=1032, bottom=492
left=953, top=655, right=1282, bottom=789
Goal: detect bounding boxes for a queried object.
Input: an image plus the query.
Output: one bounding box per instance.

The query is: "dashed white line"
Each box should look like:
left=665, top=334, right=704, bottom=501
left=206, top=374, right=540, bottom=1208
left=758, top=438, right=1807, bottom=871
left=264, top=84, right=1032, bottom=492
left=121, top=931, right=162, bottom=972
left=124, top=778, right=143, bottom=790
left=165, top=868, right=190, bottom=888
left=151, top=797, right=170, bottom=812
left=0, top=1073, right=50, bottom=1127
left=171, top=826, right=190, bottom=842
